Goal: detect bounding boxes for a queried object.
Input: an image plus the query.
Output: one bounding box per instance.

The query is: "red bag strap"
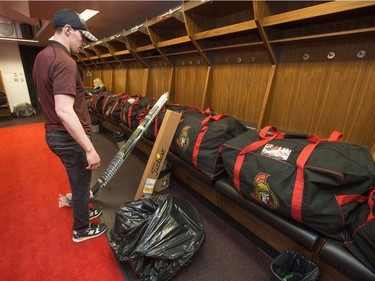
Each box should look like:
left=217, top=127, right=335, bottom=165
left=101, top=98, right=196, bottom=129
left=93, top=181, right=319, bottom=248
left=367, top=189, right=375, bottom=221
left=127, top=96, right=141, bottom=127
left=291, top=130, right=343, bottom=222
left=93, top=92, right=104, bottom=113
left=291, top=141, right=320, bottom=222
left=109, top=99, right=120, bottom=119
left=181, top=106, right=204, bottom=114
left=192, top=126, right=209, bottom=168
left=200, top=114, right=229, bottom=127
left=203, top=107, right=215, bottom=115
left=336, top=194, right=369, bottom=206
left=101, top=95, right=111, bottom=115
left=240, top=126, right=284, bottom=155
left=192, top=113, right=228, bottom=168
left=315, top=130, right=343, bottom=142
left=110, top=94, right=129, bottom=118
left=233, top=127, right=284, bottom=192
left=258, top=126, right=281, bottom=139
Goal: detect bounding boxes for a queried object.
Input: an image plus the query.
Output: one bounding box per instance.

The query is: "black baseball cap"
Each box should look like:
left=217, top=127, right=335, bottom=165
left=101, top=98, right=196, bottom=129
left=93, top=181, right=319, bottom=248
left=53, top=9, right=98, bottom=41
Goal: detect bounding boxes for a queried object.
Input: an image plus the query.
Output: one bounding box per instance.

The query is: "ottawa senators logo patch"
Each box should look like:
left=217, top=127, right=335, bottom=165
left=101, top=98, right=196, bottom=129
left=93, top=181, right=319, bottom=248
left=176, top=125, right=190, bottom=151
left=251, top=173, right=279, bottom=210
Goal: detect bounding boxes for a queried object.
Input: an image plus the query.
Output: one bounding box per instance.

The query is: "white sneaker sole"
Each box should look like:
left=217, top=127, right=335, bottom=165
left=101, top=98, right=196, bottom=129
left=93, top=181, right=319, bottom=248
left=72, top=227, right=107, bottom=243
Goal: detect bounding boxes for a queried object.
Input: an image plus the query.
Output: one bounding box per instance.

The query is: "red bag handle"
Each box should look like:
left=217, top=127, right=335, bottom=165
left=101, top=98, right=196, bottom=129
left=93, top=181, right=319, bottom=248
left=291, top=131, right=342, bottom=222
left=200, top=114, right=229, bottom=127
left=181, top=106, right=204, bottom=114
left=233, top=127, right=285, bottom=192
left=192, top=113, right=229, bottom=168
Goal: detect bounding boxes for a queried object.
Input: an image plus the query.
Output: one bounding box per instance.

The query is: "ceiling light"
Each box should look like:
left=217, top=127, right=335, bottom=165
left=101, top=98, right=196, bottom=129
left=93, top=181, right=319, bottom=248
left=80, top=9, right=99, bottom=21
left=0, top=37, right=39, bottom=43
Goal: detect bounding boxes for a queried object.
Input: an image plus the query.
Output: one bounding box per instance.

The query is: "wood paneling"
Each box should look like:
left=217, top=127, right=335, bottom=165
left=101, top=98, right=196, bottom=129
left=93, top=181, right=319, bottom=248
left=90, top=69, right=101, bottom=86
left=172, top=55, right=209, bottom=107
left=147, top=62, right=172, bottom=99
left=264, top=36, right=375, bottom=148
left=209, top=48, right=272, bottom=123
left=126, top=66, right=147, bottom=96
left=101, top=69, right=113, bottom=92
left=112, top=68, right=127, bottom=93
left=81, top=69, right=92, bottom=87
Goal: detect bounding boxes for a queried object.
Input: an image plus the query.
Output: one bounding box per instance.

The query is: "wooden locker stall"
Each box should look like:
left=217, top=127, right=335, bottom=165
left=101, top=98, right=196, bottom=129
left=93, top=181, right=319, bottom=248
left=112, top=67, right=127, bottom=94
left=147, top=62, right=172, bottom=99
left=256, top=1, right=375, bottom=148
left=146, top=3, right=210, bottom=107
left=263, top=38, right=375, bottom=147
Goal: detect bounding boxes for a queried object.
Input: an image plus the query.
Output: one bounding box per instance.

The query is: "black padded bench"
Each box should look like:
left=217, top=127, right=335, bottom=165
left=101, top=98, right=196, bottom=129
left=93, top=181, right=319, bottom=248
left=318, top=238, right=375, bottom=281
left=214, top=177, right=320, bottom=252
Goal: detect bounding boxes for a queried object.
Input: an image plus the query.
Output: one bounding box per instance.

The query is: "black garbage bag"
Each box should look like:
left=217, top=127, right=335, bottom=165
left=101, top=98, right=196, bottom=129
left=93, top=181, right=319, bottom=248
left=13, top=102, right=36, bottom=117
left=110, top=194, right=205, bottom=281
left=271, top=250, right=320, bottom=281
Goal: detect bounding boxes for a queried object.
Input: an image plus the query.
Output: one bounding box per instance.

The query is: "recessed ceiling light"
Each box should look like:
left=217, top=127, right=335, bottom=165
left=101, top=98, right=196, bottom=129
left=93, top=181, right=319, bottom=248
left=80, top=9, right=99, bottom=21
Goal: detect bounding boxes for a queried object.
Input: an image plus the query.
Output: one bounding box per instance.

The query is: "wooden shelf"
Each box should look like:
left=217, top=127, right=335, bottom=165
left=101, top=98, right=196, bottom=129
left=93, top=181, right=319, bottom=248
left=262, top=1, right=375, bottom=27
left=184, top=0, right=257, bottom=52
left=270, top=27, right=375, bottom=44
left=263, top=2, right=375, bottom=43
left=184, top=1, right=254, bottom=33
left=193, top=20, right=257, bottom=40
left=73, top=1, right=375, bottom=64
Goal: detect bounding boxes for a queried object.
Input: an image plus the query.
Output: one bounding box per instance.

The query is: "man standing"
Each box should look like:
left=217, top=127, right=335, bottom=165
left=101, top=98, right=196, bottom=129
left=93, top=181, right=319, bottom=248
left=33, top=9, right=107, bottom=242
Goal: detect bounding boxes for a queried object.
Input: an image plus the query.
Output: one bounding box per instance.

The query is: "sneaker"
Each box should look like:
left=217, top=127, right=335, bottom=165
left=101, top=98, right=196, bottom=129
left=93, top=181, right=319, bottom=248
left=72, top=223, right=107, bottom=243
left=89, top=207, right=102, bottom=220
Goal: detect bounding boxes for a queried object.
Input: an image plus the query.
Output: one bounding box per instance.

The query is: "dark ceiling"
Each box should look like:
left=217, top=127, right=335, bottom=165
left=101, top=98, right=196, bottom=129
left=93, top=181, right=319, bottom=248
left=0, top=1, right=180, bottom=46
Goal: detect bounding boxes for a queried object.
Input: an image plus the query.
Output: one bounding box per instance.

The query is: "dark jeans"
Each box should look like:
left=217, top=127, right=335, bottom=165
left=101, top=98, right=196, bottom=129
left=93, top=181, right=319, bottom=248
left=46, top=130, right=92, bottom=232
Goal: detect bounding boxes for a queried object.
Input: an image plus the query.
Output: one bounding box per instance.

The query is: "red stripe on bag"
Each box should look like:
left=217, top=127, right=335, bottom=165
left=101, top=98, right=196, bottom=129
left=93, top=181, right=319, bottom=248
left=192, top=113, right=228, bottom=169
left=234, top=153, right=245, bottom=192
left=336, top=194, right=369, bottom=206
left=291, top=131, right=342, bottom=222
left=234, top=130, right=282, bottom=193
left=193, top=126, right=208, bottom=168
left=367, top=190, right=375, bottom=221
left=292, top=142, right=319, bottom=222
left=127, top=97, right=140, bottom=128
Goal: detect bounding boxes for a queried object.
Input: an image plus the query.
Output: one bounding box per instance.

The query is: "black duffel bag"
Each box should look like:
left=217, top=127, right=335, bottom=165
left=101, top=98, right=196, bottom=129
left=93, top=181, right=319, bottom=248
left=87, top=91, right=110, bottom=114
left=101, top=93, right=129, bottom=121
left=121, top=95, right=156, bottom=130
left=345, top=189, right=375, bottom=272
left=144, top=103, right=187, bottom=141
left=171, top=107, right=248, bottom=181
left=222, top=126, right=375, bottom=240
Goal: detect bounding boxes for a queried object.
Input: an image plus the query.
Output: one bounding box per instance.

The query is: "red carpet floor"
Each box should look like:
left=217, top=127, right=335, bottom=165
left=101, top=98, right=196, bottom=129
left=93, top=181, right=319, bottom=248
left=0, top=123, right=124, bottom=281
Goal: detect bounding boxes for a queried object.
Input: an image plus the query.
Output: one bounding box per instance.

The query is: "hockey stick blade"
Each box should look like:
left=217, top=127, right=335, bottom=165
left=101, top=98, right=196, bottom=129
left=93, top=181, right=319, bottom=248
left=91, top=92, right=169, bottom=198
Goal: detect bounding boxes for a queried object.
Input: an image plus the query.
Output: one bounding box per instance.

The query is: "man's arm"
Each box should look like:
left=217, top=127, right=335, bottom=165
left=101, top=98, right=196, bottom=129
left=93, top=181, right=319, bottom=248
left=54, top=94, right=100, bottom=170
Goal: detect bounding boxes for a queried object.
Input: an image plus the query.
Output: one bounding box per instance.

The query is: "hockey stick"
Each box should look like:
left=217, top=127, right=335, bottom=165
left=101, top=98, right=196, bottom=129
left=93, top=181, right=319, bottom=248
left=91, top=92, right=169, bottom=198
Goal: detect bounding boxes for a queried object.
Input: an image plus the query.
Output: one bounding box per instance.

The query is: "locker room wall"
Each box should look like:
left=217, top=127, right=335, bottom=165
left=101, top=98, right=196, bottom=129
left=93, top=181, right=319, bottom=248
left=75, top=1, right=375, bottom=156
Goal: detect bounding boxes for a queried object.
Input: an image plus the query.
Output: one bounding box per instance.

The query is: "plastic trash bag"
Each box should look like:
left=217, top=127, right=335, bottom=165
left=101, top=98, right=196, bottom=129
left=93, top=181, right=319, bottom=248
left=271, top=250, right=320, bottom=281
left=110, top=194, right=205, bottom=281
left=13, top=102, right=36, bottom=117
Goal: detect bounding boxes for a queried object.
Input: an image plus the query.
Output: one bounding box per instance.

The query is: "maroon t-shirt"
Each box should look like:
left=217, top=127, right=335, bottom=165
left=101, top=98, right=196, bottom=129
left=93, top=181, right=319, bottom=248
left=33, top=41, right=91, bottom=133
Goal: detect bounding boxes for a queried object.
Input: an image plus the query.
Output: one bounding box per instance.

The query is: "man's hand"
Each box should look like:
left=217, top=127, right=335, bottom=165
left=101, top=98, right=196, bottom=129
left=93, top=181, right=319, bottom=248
left=86, top=149, right=101, bottom=170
